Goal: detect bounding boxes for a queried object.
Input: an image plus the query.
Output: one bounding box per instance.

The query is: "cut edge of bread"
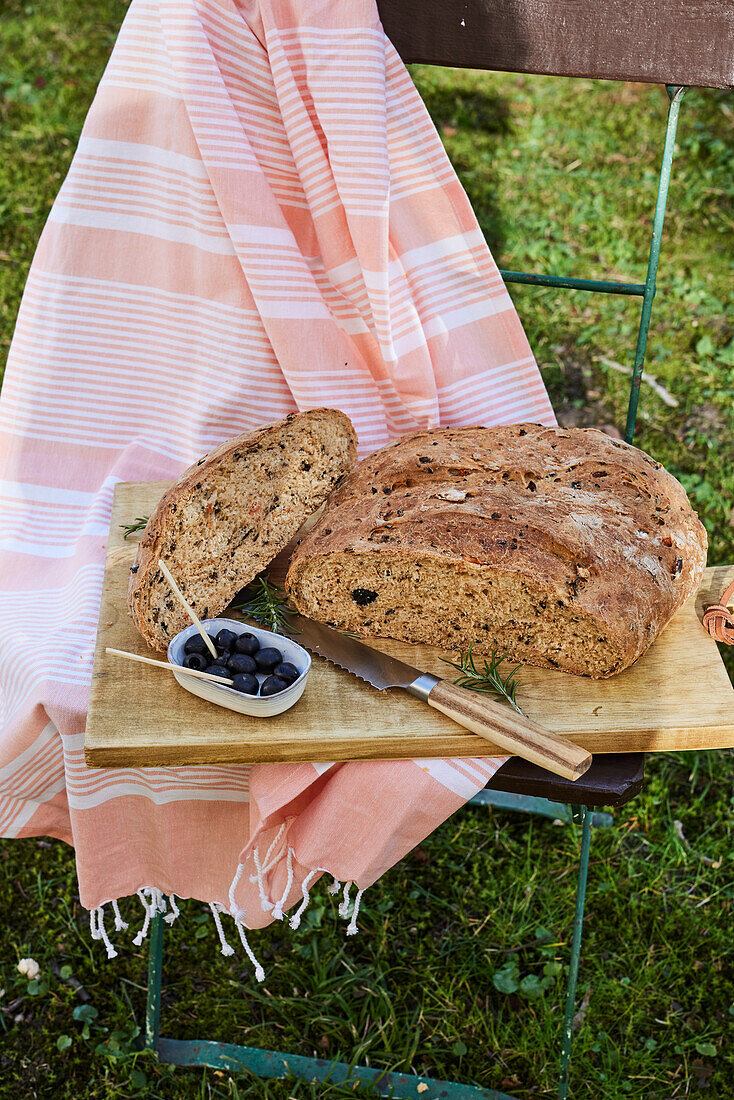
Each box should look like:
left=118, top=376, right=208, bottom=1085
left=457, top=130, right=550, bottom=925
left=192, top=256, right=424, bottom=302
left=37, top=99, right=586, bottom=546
left=286, top=547, right=703, bottom=678
left=128, top=408, right=357, bottom=650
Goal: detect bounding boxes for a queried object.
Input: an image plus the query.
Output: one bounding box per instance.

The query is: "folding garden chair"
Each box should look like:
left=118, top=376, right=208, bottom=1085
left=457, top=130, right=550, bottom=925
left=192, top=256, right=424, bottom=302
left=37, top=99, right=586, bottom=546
left=140, top=2, right=733, bottom=1097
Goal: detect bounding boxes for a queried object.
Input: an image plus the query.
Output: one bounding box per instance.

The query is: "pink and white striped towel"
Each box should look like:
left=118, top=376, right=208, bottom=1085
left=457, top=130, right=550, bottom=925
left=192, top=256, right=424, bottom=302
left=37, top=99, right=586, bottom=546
left=0, top=0, right=555, bottom=970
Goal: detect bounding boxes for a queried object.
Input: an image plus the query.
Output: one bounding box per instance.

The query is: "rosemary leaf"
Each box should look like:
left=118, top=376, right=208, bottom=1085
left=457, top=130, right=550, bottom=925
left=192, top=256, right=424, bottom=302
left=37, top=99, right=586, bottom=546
left=120, top=516, right=149, bottom=540
left=441, top=645, right=526, bottom=715
left=231, top=574, right=297, bottom=634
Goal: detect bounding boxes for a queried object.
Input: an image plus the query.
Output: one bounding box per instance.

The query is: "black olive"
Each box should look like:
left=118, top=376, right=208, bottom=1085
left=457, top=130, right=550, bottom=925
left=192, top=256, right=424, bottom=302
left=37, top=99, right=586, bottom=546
left=184, top=635, right=210, bottom=655
left=274, top=661, right=300, bottom=685
left=351, top=588, right=378, bottom=606
left=229, top=653, right=257, bottom=675
left=254, top=647, right=282, bottom=671
left=260, top=675, right=288, bottom=697
left=206, top=664, right=231, bottom=681
left=216, top=628, right=238, bottom=651
left=231, top=673, right=259, bottom=695
left=234, top=633, right=260, bottom=656
left=182, top=653, right=208, bottom=671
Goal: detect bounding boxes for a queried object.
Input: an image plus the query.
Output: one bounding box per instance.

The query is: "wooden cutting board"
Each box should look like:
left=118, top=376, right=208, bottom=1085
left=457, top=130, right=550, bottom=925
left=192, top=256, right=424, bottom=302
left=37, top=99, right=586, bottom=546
left=84, top=481, right=734, bottom=768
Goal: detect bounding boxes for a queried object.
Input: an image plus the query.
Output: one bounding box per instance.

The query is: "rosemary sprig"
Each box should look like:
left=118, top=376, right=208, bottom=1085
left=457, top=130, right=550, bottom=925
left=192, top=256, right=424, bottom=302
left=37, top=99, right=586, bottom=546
left=231, top=574, right=297, bottom=634
left=121, top=515, right=149, bottom=539
left=441, top=645, right=526, bottom=715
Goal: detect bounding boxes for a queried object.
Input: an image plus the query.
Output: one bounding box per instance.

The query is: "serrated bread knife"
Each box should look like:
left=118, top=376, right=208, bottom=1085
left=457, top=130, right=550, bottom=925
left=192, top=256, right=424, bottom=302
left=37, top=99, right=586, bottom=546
left=283, top=615, right=591, bottom=781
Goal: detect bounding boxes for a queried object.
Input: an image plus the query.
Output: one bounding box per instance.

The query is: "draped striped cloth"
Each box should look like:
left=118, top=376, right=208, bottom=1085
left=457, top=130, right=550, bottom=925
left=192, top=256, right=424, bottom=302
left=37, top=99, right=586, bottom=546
left=0, top=0, right=554, bottom=967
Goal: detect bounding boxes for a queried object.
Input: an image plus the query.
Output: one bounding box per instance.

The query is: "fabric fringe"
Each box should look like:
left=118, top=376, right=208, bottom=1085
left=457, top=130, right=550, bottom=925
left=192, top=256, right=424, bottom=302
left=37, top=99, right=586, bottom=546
left=289, top=868, right=319, bottom=930
left=272, top=846, right=294, bottom=921
left=346, top=888, right=364, bottom=937
left=87, top=861, right=365, bottom=970
left=233, top=916, right=266, bottom=983
left=338, top=880, right=352, bottom=918
left=250, top=820, right=289, bottom=912
left=132, top=887, right=167, bottom=947
left=209, top=902, right=235, bottom=957
left=89, top=905, right=118, bottom=959
left=164, top=893, right=180, bottom=925
left=111, top=898, right=128, bottom=932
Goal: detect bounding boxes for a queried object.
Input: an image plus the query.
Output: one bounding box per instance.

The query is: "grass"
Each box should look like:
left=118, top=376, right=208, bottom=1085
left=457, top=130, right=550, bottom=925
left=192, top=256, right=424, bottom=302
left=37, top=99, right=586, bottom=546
left=1, top=1, right=733, bottom=1097
left=2, top=761, right=734, bottom=1099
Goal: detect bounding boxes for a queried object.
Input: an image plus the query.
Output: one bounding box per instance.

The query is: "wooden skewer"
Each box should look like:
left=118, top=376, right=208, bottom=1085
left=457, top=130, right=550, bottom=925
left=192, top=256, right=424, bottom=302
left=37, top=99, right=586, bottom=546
left=158, top=558, right=218, bottom=659
left=105, top=647, right=233, bottom=686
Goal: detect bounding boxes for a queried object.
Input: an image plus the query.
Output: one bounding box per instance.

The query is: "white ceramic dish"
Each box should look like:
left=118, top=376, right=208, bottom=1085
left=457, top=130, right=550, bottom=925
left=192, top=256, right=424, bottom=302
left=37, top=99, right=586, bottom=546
left=167, top=617, right=311, bottom=718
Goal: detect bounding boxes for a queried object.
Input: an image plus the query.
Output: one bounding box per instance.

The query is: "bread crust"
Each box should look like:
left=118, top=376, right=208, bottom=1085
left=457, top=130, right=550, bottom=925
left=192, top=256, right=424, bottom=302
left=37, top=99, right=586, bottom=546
left=286, top=424, right=708, bottom=677
left=128, top=409, right=357, bottom=650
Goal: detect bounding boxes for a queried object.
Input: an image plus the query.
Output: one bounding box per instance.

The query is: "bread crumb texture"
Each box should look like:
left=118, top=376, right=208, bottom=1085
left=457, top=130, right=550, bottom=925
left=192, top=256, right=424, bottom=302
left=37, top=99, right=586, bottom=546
left=286, top=424, right=708, bottom=678
left=129, top=409, right=357, bottom=650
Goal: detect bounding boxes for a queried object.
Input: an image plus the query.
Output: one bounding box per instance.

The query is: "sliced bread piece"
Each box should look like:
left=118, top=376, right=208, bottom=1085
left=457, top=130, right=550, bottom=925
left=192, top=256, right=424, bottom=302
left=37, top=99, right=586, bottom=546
left=285, top=423, right=707, bottom=678
left=129, top=408, right=357, bottom=650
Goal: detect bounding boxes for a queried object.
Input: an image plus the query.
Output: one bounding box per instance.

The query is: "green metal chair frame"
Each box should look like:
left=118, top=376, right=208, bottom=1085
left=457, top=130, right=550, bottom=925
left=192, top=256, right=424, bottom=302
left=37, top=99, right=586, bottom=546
left=140, top=83, right=688, bottom=1100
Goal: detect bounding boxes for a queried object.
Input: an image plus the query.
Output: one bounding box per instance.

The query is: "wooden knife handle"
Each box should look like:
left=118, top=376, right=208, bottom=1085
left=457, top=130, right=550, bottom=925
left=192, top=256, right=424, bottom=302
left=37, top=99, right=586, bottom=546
left=426, top=679, right=591, bottom=782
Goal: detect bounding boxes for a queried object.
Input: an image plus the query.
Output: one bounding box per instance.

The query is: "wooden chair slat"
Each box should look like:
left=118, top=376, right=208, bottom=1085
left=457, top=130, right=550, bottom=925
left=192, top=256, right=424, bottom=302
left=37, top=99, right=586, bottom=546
left=488, top=753, right=645, bottom=808
left=378, top=0, right=734, bottom=89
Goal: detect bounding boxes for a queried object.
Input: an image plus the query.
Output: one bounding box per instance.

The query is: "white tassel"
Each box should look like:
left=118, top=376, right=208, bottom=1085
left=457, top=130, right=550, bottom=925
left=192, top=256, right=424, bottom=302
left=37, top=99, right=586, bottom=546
left=338, top=881, right=353, bottom=919
left=228, top=862, right=246, bottom=914
left=132, top=888, right=154, bottom=946
left=111, top=898, right=128, bottom=932
left=96, top=905, right=118, bottom=959
left=229, top=891, right=266, bottom=983
left=90, top=907, right=118, bottom=959
left=249, top=820, right=296, bottom=913
left=327, top=876, right=341, bottom=896
left=252, top=846, right=275, bottom=913
left=209, top=902, right=235, bottom=956
left=289, top=869, right=319, bottom=930
left=132, top=886, right=170, bottom=945
left=262, top=820, right=288, bottom=868
left=234, top=917, right=266, bottom=982
left=248, top=822, right=287, bottom=884
left=346, top=888, right=364, bottom=937
left=164, top=894, right=180, bottom=925
left=272, top=845, right=294, bottom=921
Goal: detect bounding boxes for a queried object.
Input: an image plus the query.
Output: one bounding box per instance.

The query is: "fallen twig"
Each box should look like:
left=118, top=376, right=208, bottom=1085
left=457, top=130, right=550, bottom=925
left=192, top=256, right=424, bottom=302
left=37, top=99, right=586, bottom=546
left=673, top=820, right=722, bottom=868
left=573, top=986, right=593, bottom=1030
left=50, top=960, right=90, bottom=1001
left=599, top=357, right=679, bottom=407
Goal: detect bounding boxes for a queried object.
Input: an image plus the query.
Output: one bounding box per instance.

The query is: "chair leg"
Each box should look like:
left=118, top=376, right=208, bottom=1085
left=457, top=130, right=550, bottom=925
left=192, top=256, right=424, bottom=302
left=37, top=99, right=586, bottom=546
left=141, top=810, right=596, bottom=1093
left=624, top=84, right=685, bottom=443
left=145, top=912, right=165, bottom=1051
left=557, top=805, right=592, bottom=1100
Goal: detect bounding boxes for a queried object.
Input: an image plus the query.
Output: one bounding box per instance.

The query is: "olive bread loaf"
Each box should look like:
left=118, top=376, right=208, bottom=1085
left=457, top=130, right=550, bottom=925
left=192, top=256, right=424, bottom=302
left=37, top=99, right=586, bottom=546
left=285, top=424, right=707, bottom=678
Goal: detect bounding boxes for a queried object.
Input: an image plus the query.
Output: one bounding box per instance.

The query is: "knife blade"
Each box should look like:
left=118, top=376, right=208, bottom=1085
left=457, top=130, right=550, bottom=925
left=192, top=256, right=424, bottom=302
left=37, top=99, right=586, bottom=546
left=282, top=614, right=591, bottom=781
left=283, top=614, right=438, bottom=694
